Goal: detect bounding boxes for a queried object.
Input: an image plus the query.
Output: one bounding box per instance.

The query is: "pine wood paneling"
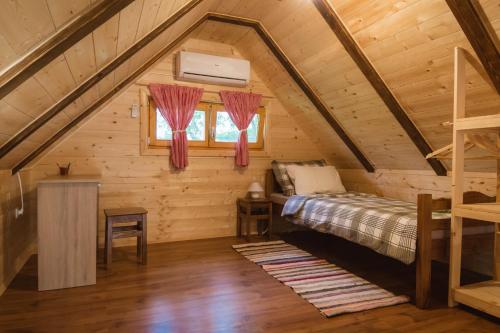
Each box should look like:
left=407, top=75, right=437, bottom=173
left=0, top=0, right=131, bottom=102
left=0, top=170, right=36, bottom=295
left=0, top=1, right=55, bottom=61
left=211, top=1, right=433, bottom=171
left=29, top=38, right=328, bottom=246
left=231, top=30, right=361, bottom=169
left=33, top=55, right=78, bottom=102
left=339, top=168, right=497, bottom=203
left=0, top=102, right=32, bottom=139
left=64, top=35, right=97, bottom=85
left=93, top=14, right=120, bottom=69
left=333, top=0, right=500, bottom=171
left=45, top=0, right=93, bottom=29
left=446, top=0, right=500, bottom=93
left=0, top=0, right=208, bottom=165
left=477, top=0, right=500, bottom=38
left=2, top=0, right=499, bottom=175
left=3, top=78, right=56, bottom=119
left=135, top=0, right=163, bottom=40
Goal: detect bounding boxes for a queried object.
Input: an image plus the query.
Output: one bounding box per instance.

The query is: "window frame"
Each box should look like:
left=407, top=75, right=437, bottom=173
left=148, top=98, right=266, bottom=151
left=148, top=98, right=210, bottom=148
left=208, top=103, right=266, bottom=150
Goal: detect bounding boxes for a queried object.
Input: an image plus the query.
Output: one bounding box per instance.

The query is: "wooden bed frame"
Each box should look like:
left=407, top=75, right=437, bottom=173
left=265, top=169, right=495, bottom=309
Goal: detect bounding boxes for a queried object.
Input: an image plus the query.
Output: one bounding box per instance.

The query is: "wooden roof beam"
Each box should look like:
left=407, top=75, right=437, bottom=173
left=446, top=0, right=500, bottom=94
left=313, top=0, right=447, bottom=176
left=0, top=0, right=204, bottom=160
left=12, top=15, right=209, bottom=175
left=206, top=13, right=374, bottom=172
left=12, top=13, right=375, bottom=174
left=0, top=0, right=135, bottom=100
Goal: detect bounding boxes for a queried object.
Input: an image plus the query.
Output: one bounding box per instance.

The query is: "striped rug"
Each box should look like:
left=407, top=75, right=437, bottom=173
left=232, top=240, right=409, bottom=317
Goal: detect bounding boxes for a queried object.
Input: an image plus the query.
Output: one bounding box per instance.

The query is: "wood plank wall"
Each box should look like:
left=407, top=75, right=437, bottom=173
left=0, top=170, right=36, bottom=295
left=29, top=38, right=326, bottom=246
left=339, top=168, right=497, bottom=202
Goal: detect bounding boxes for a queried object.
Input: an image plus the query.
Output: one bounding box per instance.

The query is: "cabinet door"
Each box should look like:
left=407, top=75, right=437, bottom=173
left=38, top=183, right=97, bottom=290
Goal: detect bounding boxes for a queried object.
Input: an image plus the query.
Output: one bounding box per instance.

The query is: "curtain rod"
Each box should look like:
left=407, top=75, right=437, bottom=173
left=135, top=82, right=274, bottom=99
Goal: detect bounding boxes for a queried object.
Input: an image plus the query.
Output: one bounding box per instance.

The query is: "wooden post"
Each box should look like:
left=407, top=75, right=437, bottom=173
left=105, top=218, right=113, bottom=268
left=246, top=203, right=251, bottom=242
left=495, top=132, right=500, bottom=280
left=449, top=47, right=466, bottom=307
left=268, top=202, right=273, bottom=240
left=416, top=194, right=433, bottom=308
left=236, top=199, right=242, bottom=238
left=142, top=213, right=148, bottom=265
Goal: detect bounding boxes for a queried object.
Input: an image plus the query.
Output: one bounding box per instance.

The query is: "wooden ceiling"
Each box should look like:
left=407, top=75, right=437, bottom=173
left=0, top=0, right=498, bottom=173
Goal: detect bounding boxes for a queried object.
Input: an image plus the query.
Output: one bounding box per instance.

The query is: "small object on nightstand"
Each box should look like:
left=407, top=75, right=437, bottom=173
left=237, top=197, right=272, bottom=242
left=247, top=181, right=264, bottom=199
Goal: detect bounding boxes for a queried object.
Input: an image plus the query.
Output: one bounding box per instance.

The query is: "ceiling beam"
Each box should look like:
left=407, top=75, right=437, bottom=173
left=0, top=0, right=135, bottom=100
left=446, top=0, right=500, bottom=94
left=313, top=0, right=447, bottom=176
left=12, top=15, right=209, bottom=175
left=12, top=13, right=376, bottom=174
left=207, top=14, right=374, bottom=172
left=0, top=0, right=204, bottom=160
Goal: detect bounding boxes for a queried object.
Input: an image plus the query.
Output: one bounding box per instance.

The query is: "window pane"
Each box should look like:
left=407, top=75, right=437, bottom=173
left=156, top=110, right=172, bottom=140
left=186, top=110, right=205, bottom=141
left=156, top=109, right=205, bottom=141
left=215, top=112, right=259, bottom=143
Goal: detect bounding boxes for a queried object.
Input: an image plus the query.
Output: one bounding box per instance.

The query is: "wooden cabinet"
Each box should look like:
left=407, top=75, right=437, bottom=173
left=37, top=176, right=100, bottom=291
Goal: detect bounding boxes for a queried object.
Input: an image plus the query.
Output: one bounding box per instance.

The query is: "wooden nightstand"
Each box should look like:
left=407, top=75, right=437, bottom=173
left=237, top=197, right=273, bottom=241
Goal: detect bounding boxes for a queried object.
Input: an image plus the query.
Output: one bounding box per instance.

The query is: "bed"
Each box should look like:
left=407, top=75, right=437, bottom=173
left=265, top=169, right=495, bottom=309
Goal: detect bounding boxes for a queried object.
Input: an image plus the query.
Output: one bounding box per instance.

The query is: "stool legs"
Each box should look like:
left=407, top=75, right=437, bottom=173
left=104, top=214, right=147, bottom=267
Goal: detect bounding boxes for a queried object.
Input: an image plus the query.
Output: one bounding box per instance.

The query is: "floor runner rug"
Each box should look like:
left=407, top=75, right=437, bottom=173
left=232, top=240, right=409, bottom=317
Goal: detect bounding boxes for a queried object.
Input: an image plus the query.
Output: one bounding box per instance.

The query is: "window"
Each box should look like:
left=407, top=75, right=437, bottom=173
left=209, top=103, right=265, bottom=149
left=149, top=100, right=209, bottom=147
left=148, top=98, right=265, bottom=150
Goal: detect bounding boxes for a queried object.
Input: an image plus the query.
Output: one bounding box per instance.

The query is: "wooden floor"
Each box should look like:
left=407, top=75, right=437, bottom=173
left=0, top=232, right=498, bottom=332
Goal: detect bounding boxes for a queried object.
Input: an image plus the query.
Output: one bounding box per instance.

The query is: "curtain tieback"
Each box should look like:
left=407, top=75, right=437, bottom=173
left=239, top=128, right=247, bottom=133
left=172, top=129, right=186, bottom=134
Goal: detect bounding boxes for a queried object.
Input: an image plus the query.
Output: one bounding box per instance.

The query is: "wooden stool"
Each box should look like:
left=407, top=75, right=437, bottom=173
left=237, top=198, right=272, bottom=241
left=104, top=207, right=148, bottom=267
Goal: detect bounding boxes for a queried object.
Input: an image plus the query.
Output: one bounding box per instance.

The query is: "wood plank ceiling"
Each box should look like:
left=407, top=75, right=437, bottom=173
left=0, top=0, right=498, bottom=173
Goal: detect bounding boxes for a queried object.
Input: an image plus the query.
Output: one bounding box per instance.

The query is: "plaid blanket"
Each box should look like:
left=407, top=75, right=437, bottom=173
left=282, top=192, right=450, bottom=264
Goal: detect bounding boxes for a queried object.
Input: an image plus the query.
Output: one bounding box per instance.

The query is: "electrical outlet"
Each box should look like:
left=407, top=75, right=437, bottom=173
left=15, top=207, right=23, bottom=219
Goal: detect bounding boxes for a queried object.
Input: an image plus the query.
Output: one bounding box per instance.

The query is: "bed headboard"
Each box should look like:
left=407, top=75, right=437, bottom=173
left=265, top=169, right=281, bottom=197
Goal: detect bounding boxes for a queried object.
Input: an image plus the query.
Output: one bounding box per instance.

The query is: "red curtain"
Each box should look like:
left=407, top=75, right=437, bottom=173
left=220, top=91, right=262, bottom=167
left=149, top=84, right=203, bottom=169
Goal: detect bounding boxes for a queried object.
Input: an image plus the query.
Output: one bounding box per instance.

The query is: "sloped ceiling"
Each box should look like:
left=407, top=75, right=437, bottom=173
left=0, top=0, right=498, bottom=172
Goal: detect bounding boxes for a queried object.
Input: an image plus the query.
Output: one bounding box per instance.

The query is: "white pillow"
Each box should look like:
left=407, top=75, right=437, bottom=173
left=285, top=164, right=321, bottom=184
left=293, top=165, right=346, bottom=195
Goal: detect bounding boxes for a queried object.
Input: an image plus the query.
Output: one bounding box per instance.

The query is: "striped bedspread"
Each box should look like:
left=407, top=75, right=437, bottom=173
left=282, top=192, right=450, bottom=264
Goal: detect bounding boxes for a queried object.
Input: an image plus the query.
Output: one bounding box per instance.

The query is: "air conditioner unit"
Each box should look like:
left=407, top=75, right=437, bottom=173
left=176, top=51, right=250, bottom=87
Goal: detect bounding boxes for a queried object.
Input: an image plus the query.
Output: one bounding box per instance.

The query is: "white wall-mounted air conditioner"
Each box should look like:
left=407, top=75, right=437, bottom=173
left=176, top=51, right=250, bottom=87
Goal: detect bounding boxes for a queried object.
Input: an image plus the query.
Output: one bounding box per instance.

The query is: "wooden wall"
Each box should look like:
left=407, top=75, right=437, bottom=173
left=29, top=38, right=326, bottom=246
left=339, top=169, right=497, bottom=202
left=0, top=170, right=36, bottom=294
